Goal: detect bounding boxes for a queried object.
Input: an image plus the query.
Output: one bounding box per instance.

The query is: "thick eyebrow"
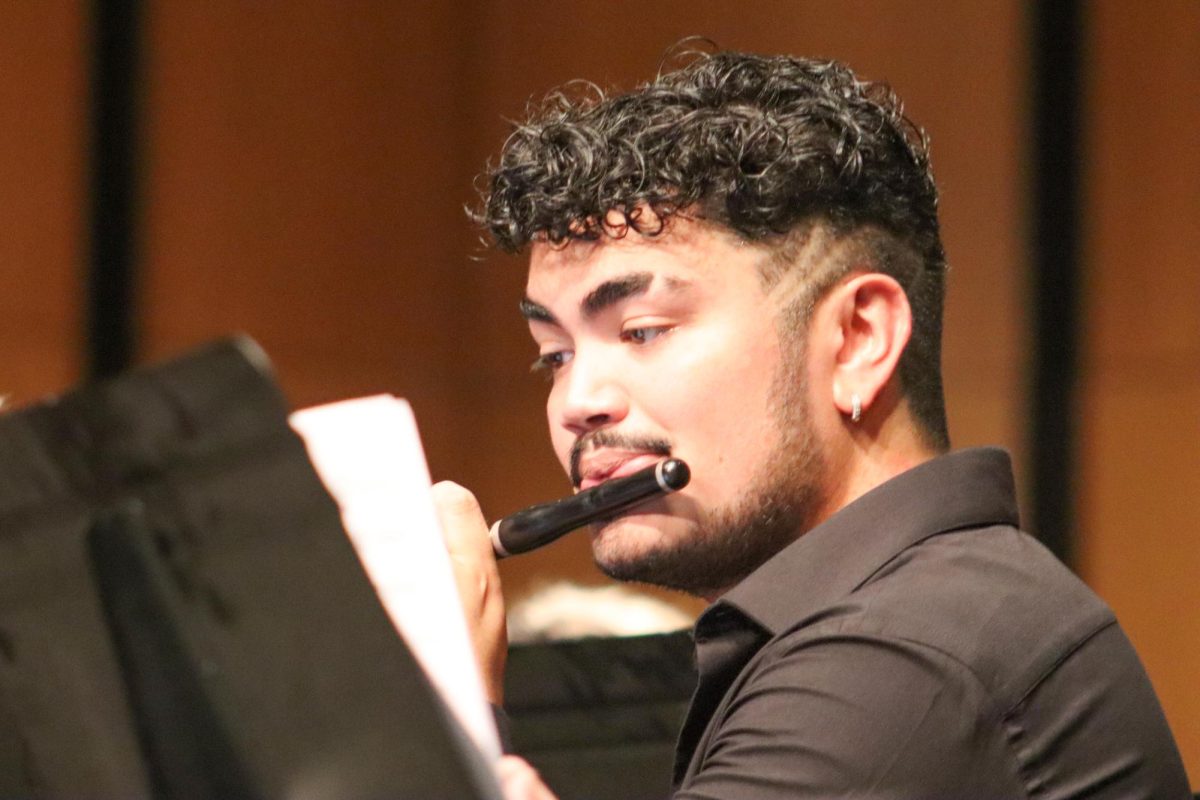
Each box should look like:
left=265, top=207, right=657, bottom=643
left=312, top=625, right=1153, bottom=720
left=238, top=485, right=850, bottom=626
left=520, top=272, right=689, bottom=325
left=581, top=272, right=653, bottom=318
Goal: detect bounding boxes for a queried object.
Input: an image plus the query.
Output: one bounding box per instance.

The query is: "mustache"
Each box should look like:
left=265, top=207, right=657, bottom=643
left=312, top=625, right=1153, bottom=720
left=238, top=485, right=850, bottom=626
left=569, top=430, right=672, bottom=488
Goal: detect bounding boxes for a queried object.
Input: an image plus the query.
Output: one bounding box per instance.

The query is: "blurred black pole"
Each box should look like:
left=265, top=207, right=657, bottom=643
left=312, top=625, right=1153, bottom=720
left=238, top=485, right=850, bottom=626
left=87, top=0, right=142, bottom=381
left=1029, top=1, right=1083, bottom=565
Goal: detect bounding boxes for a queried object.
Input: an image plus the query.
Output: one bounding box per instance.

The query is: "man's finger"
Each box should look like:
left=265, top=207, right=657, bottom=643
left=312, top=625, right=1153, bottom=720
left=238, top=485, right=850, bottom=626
left=430, top=480, right=507, bottom=703
left=497, top=756, right=558, bottom=800
left=432, top=480, right=493, bottom=560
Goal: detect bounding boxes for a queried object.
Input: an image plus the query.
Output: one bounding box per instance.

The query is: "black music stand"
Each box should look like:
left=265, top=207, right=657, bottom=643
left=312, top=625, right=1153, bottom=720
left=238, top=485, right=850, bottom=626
left=0, top=338, right=499, bottom=799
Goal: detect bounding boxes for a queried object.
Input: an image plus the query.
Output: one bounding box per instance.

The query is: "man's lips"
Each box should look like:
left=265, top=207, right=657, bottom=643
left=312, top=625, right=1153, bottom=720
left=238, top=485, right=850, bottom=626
left=577, top=452, right=667, bottom=491
left=569, top=432, right=672, bottom=487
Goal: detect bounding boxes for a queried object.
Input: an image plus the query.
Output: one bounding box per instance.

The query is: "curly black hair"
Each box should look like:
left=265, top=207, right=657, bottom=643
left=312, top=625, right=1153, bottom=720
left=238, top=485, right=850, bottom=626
left=475, top=46, right=949, bottom=450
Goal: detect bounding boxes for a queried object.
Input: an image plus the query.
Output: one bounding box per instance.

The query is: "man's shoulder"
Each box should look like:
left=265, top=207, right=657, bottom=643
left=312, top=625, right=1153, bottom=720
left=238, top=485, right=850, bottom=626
left=773, top=522, right=1117, bottom=708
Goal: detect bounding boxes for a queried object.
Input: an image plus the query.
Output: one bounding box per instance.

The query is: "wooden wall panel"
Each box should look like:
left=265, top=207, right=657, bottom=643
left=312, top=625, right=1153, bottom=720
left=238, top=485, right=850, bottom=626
left=0, top=4, right=84, bottom=405
left=1079, top=0, right=1200, bottom=775
left=140, top=2, right=479, bottom=479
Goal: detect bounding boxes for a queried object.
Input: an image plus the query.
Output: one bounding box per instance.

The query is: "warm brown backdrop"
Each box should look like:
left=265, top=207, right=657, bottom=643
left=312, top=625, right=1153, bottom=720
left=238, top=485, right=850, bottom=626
left=1, top=0, right=1195, bottom=779
left=1078, top=0, right=1200, bottom=774
left=0, top=3, right=83, bottom=401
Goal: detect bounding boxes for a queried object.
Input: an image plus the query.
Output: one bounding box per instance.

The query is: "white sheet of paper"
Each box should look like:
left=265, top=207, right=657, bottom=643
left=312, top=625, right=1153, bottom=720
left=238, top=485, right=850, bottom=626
left=289, top=395, right=500, bottom=760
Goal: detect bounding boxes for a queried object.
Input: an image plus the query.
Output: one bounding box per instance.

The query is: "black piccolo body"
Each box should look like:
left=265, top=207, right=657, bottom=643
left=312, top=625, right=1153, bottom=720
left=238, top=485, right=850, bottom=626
left=489, top=458, right=690, bottom=558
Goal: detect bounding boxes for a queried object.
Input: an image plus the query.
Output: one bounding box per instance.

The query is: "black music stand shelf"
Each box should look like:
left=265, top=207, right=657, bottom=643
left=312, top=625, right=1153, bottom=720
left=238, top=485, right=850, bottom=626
left=0, top=337, right=499, bottom=799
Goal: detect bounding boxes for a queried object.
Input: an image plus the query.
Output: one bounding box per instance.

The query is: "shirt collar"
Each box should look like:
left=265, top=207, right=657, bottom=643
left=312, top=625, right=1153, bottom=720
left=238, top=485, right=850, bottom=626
left=713, top=447, right=1020, bottom=635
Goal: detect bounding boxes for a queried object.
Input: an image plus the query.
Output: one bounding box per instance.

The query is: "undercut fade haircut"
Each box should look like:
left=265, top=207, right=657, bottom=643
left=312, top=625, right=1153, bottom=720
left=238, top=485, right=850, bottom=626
left=473, top=45, right=950, bottom=450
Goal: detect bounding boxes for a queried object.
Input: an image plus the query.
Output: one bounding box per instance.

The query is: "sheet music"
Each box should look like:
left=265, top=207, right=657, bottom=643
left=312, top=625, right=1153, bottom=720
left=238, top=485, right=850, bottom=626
left=290, top=396, right=501, bottom=760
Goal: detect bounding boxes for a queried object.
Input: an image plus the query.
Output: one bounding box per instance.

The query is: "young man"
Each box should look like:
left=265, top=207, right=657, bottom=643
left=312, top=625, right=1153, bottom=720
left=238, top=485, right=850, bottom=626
left=434, top=50, right=1190, bottom=798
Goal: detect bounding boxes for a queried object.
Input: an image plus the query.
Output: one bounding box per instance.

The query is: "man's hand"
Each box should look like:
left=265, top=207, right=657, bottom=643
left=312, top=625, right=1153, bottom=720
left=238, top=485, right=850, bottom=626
left=431, top=481, right=508, bottom=704
left=497, top=756, right=559, bottom=800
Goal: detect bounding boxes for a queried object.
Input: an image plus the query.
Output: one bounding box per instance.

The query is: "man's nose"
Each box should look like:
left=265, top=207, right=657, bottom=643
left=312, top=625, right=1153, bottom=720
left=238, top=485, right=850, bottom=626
left=557, top=352, right=629, bottom=435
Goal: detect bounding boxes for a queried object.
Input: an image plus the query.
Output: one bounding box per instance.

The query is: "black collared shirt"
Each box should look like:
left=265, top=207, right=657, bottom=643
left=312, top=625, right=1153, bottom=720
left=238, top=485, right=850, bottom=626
left=673, top=448, right=1190, bottom=798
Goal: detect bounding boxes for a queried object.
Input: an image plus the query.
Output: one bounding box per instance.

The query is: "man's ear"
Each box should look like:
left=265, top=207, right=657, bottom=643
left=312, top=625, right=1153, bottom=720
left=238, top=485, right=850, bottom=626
left=824, top=273, right=913, bottom=422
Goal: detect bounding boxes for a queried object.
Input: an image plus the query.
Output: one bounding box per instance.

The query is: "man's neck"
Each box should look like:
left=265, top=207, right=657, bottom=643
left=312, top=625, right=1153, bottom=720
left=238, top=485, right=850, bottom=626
left=816, top=417, right=942, bottom=535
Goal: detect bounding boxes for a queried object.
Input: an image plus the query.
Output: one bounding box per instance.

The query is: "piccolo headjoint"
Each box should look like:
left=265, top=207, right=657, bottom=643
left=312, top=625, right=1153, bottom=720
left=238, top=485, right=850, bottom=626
left=489, top=458, right=690, bottom=558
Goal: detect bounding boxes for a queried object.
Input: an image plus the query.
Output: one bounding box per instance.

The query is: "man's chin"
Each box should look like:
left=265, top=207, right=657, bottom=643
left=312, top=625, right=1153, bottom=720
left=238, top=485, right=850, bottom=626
left=589, top=516, right=652, bottom=557
left=588, top=517, right=712, bottom=595
left=586, top=492, right=810, bottom=598
left=589, top=517, right=671, bottom=571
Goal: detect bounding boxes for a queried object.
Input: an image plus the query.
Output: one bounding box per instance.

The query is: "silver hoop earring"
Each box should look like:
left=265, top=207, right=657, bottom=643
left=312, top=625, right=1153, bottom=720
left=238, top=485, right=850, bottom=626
left=850, top=394, right=862, bottom=423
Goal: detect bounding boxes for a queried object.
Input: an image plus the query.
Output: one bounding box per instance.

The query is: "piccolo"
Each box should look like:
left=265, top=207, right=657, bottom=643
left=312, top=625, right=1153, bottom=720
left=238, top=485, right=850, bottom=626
left=489, top=458, right=690, bottom=558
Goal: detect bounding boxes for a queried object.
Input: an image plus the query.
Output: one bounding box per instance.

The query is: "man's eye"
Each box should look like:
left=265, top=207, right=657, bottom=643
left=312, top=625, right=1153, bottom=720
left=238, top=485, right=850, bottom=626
left=530, top=350, right=572, bottom=375
left=621, top=326, right=671, bottom=344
